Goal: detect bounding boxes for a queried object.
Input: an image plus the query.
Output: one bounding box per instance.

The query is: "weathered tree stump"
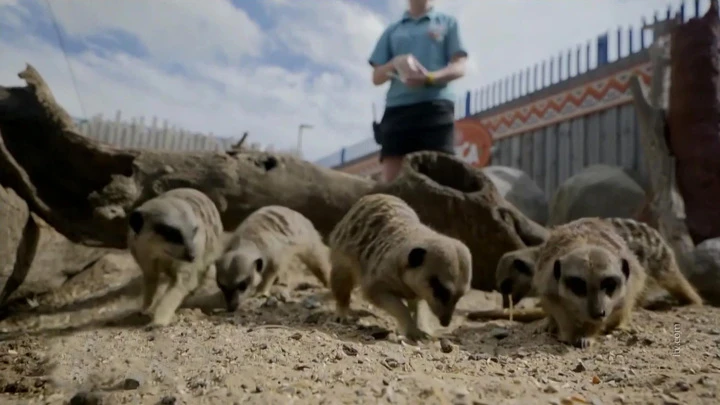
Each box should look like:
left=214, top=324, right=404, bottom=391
left=375, top=152, right=548, bottom=290
left=0, top=64, right=548, bottom=303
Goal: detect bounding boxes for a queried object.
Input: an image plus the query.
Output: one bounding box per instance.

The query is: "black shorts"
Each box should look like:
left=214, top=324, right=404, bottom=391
left=376, top=100, right=456, bottom=161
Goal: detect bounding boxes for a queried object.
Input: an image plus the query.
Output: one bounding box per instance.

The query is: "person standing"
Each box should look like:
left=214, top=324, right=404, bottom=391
left=369, top=0, right=468, bottom=182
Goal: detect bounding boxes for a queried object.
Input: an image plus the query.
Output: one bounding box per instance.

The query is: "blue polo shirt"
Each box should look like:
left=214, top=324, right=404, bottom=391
left=369, top=8, right=468, bottom=108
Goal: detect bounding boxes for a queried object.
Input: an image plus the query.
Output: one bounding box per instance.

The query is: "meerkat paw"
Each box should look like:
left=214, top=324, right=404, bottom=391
left=534, top=317, right=557, bottom=335
left=331, top=307, right=357, bottom=325
left=402, top=327, right=433, bottom=343
left=570, top=337, right=594, bottom=349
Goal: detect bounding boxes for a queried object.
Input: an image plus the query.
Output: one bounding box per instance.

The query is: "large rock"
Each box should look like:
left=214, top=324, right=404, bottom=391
left=690, top=237, right=720, bottom=305
left=482, top=165, right=549, bottom=225
left=0, top=185, right=109, bottom=300
left=548, top=164, right=647, bottom=226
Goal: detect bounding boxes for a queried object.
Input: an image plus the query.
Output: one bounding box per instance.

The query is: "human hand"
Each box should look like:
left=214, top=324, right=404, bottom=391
left=391, top=54, right=428, bottom=86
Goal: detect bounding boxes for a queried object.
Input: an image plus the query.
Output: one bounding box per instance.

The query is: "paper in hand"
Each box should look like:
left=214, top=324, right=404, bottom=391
left=389, top=55, right=427, bottom=83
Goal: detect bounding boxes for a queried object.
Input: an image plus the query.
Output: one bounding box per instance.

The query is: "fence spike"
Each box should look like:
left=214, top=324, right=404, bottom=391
left=586, top=40, right=591, bottom=71
left=576, top=45, right=581, bottom=75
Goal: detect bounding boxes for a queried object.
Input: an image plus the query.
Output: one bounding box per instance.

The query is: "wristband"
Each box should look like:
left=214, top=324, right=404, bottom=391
left=425, top=73, right=435, bottom=86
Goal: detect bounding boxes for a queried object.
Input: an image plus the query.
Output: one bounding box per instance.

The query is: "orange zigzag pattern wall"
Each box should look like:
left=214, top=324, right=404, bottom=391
left=477, top=62, right=652, bottom=139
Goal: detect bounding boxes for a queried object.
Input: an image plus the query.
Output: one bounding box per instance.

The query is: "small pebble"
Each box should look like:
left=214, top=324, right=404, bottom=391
left=440, top=338, right=454, bottom=353
left=262, top=296, right=279, bottom=308
left=122, top=378, right=140, bottom=390
left=69, top=391, right=102, bottom=405
left=491, top=328, right=510, bottom=340
left=573, top=361, right=586, bottom=372
left=159, top=396, right=176, bottom=405
left=342, top=344, right=358, bottom=356
left=302, top=297, right=321, bottom=310
left=673, top=381, right=690, bottom=392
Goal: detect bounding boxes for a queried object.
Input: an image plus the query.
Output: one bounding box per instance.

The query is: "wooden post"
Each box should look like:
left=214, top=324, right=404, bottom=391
left=629, top=15, right=700, bottom=281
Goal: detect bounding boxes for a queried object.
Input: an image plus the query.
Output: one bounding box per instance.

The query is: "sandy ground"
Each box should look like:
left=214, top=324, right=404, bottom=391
left=0, top=259, right=718, bottom=405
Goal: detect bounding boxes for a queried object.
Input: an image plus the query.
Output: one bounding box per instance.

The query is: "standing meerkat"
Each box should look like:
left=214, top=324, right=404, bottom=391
left=127, top=188, right=224, bottom=328
left=215, top=205, right=331, bottom=312
left=494, top=217, right=703, bottom=311
left=328, top=193, right=472, bottom=342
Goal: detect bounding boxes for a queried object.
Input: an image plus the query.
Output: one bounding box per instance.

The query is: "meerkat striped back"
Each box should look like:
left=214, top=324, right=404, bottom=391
left=329, top=194, right=421, bottom=272
left=605, top=217, right=673, bottom=272
left=162, top=188, right=224, bottom=259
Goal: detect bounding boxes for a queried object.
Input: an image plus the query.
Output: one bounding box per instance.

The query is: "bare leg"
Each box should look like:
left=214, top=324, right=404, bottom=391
left=330, top=252, right=356, bottom=322
left=366, top=287, right=430, bottom=342
left=381, top=156, right=404, bottom=183
left=298, top=244, right=332, bottom=287
left=0, top=215, right=40, bottom=307
left=149, top=266, right=200, bottom=327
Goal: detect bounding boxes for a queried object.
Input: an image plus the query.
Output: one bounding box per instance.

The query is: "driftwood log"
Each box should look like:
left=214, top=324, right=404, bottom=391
left=0, top=65, right=548, bottom=305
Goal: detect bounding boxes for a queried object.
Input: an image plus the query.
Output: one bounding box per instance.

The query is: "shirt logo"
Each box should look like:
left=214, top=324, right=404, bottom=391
left=427, top=21, right=446, bottom=42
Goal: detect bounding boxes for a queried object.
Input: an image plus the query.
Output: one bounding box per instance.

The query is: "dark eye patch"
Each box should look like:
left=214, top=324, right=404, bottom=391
left=429, top=276, right=451, bottom=304
left=236, top=280, right=249, bottom=292
left=499, top=279, right=513, bottom=295
left=600, top=276, right=620, bottom=296
left=563, top=276, right=587, bottom=297
left=154, top=224, right=184, bottom=245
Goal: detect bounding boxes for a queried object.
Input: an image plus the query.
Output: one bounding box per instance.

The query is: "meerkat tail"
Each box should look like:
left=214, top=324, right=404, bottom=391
left=658, top=268, right=704, bottom=306
left=466, top=307, right=546, bottom=323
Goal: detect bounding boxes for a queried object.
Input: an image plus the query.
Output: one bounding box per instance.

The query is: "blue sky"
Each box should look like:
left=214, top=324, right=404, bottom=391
left=0, top=0, right=695, bottom=160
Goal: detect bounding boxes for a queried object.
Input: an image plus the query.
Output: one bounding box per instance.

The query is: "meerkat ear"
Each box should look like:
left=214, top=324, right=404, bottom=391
left=553, top=260, right=561, bottom=281
left=407, top=247, right=427, bottom=268
left=254, top=258, right=263, bottom=273
left=128, top=211, right=144, bottom=234
left=621, top=258, right=630, bottom=279
left=513, top=259, right=533, bottom=275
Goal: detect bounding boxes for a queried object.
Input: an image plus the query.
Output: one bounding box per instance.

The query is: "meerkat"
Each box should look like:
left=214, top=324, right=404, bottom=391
left=328, top=193, right=472, bottom=342
left=215, top=205, right=331, bottom=312
left=127, top=188, right=224, bottom=328
left=530, top=218, right=650, bottom=348
left=494, top=217, right=703, bottom=309
left=495, top=246, right=540, bottom=312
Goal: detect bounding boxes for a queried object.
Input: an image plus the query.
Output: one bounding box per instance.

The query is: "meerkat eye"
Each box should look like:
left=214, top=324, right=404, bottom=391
left=563, top=276, right=587, bottom=297
left=600, top=276, right=620, bottom=296
left=429, top=276, right=451, bottom=304
left=512, top=259, right=532, bottom=276
left=154, top=224, right=184, bottom=245
left=236, top=280, right=248, bottom=292
left=254, top=258, right=263, bottom=273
